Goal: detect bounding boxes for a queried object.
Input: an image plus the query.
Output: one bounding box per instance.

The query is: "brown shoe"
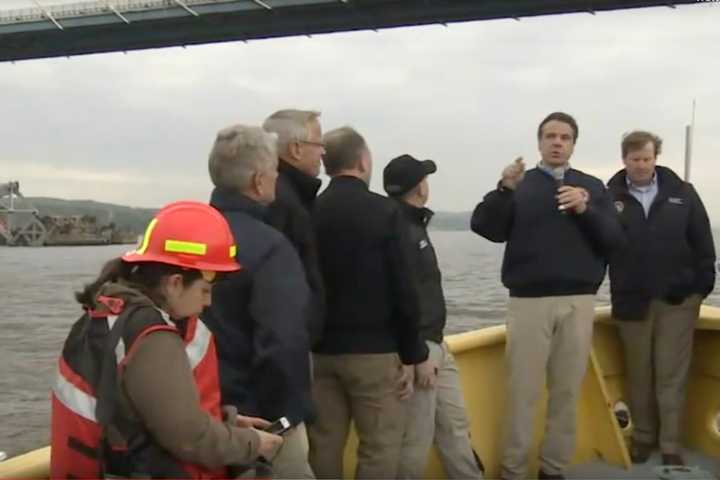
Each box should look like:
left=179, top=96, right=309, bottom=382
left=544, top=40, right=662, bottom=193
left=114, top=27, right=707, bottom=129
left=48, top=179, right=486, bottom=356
left=630, top=441, right=654, bottom=463
left=662, top=453, right=685, bottom=466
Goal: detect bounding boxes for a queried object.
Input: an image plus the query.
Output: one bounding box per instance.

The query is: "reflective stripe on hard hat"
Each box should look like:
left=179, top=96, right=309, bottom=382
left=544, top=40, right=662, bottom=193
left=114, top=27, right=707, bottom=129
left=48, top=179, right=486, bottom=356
left=165, top=240, right=207, bottom=256
left=136, top=218, right=158, bottom=255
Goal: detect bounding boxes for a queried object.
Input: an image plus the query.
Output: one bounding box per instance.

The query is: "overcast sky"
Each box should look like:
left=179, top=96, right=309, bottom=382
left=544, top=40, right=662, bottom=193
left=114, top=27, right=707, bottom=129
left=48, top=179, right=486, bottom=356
left=1, top=2, right=719, bottom=221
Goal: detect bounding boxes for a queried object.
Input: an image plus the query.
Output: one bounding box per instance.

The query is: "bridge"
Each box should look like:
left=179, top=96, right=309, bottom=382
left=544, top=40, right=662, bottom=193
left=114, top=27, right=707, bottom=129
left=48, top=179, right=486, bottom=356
left=0, top=1, right=701, bottom=62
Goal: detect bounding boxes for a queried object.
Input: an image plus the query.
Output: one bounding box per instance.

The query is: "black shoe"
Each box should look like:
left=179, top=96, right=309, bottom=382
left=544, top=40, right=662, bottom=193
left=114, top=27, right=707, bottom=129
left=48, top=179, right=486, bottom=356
left=630, top=441, right=654, bottom=463
left=538, top=470, right=565, bottom=479
left=661, top=453, right=685, bottom=466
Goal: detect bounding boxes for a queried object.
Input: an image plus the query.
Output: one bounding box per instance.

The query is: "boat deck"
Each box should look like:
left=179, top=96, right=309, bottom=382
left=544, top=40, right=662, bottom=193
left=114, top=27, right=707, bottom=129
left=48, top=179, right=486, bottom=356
left=569, top=450, right=718, bottom=479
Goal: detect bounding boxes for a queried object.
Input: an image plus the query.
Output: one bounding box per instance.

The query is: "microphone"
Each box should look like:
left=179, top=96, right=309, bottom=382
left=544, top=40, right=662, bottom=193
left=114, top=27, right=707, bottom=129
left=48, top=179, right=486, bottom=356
left=551, top=167, right=568, bottom=214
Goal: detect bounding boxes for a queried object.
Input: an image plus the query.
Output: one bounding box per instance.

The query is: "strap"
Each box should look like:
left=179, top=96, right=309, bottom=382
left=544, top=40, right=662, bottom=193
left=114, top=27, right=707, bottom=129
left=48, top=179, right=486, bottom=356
left=95, top=303, right=145, bottom=426
left=95, top=305, right=189, bottom=479
left=67, top=436, right=99, bottom=460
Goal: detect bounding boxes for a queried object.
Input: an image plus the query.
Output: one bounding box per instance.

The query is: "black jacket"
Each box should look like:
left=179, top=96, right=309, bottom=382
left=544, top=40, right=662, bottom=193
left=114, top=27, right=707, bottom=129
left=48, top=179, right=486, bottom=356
left=203, top=188, right=312, bottom=426
left=471, top=167, right=624, bottom=297
left=313, top=176, right=429, bottom=364
left=607, top=166, right=716, bottom=321
left=266, top=160, right=325, bottom=347
left=396, top=201, right=447, bottom=343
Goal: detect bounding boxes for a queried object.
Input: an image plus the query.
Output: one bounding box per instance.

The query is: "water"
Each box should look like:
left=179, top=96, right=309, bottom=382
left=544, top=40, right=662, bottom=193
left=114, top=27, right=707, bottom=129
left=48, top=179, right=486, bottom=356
left=1, top=231, right=719, bottom=457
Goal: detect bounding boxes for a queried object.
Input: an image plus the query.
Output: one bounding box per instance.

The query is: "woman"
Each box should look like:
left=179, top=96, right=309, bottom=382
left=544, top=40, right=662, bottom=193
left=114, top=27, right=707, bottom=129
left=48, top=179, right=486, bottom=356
left=50, top=201, right=283, bottom=479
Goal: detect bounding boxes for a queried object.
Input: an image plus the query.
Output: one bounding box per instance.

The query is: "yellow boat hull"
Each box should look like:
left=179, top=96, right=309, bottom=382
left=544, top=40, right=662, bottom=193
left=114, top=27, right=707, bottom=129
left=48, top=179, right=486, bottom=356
left=3, top=307, right=720, bottom=479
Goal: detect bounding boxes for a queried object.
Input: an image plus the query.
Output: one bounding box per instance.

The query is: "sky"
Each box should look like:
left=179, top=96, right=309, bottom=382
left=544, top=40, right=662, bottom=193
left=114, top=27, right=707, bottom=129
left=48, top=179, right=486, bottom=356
left=1, top=2, right=720, bottom=221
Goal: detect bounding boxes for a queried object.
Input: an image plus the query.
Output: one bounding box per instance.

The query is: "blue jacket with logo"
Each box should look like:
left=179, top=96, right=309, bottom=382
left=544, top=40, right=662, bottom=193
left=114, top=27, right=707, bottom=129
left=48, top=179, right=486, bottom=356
left=607, top=166, right=716, bottom=320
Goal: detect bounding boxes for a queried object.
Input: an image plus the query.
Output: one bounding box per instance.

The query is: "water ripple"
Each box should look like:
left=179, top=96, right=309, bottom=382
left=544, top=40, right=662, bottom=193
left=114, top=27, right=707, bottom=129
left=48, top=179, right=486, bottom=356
left=1, top=233, right=718, bottom=456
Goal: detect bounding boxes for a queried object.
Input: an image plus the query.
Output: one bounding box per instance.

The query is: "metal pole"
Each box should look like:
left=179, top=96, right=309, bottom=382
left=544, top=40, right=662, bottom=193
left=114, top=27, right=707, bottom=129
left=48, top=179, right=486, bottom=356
left=6, top=187, right=13, bottom=246
left=683, top=99, right=696, bottom=182
left=684, top=125, right=692, bottom=182
left=9, top=182, right=15, bottom=211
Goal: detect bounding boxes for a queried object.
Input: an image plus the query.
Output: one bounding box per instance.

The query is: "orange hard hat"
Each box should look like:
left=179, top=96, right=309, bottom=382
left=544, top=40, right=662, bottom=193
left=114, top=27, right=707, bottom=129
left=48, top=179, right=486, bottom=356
left=122, top=201, right=240, bottom=276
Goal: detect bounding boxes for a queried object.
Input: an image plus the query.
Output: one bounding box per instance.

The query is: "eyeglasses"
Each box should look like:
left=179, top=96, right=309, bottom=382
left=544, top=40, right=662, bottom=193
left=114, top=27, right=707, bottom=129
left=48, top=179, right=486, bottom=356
left=298, top=139, right=326, bottom=148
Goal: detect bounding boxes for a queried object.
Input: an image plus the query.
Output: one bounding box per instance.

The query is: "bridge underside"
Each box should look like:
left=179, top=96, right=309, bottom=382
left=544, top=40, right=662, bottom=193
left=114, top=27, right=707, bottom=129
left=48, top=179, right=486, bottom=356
left=0, top=1, right=698, bottom=62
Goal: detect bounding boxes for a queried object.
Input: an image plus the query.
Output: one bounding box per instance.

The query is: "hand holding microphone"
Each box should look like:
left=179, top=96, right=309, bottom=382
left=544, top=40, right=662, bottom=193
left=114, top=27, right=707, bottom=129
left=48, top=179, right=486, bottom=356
left=556, top=179, right=589, bottom=214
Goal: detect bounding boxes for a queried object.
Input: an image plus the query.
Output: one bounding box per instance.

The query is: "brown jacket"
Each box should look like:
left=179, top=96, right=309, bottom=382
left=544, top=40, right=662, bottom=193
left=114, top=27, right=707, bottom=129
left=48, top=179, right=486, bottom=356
left=97, top=283, right=261, bottom=469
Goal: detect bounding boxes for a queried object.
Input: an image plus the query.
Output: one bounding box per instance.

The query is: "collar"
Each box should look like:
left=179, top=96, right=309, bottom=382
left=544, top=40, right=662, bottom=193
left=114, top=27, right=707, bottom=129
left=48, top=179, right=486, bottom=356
left=626, top=171, right=657, bottom=191
left=537, top=161, right=571, bottom=177
left=94, top=281, right=156, bottom=312
left=397, top=199, right=434, bottom=226
left=210, top=187, right=267, bottom=221
left=329, top=175, right=369, bottom=190
left=278, top=159, right=322, bottom=204
left=609, top=166, right=683, bottom=197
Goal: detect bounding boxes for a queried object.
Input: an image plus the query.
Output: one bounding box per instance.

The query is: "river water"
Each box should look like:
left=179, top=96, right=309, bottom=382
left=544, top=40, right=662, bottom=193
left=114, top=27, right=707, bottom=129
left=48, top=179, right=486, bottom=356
left=1, top=231, right=719, bottom=457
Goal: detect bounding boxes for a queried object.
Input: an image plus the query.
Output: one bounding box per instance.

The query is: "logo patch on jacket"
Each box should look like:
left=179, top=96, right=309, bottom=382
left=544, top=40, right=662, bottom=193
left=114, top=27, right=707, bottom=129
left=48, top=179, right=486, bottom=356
left=614, top=201, right=624, bottom=213
left=419, top=239, right=429, bottom=250
left=669, top=197, right=684, bottom=205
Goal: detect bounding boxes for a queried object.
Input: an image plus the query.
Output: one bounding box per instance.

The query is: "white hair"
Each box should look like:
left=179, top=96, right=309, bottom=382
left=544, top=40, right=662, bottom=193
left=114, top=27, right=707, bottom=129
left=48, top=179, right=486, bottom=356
left=262, top=109, right=321, bottom=157
left=208, top=124, right=278, bottom=191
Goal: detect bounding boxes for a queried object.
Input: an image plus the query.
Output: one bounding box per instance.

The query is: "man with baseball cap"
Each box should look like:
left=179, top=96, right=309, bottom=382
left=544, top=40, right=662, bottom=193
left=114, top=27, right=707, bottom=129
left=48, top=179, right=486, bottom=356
left=384, top=154, right=484, bottom=479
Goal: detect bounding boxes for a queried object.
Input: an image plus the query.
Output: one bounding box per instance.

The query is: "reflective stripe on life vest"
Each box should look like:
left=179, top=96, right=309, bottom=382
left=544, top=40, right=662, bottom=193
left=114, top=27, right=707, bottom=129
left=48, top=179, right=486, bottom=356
left=186, top=320, right=211, bottom=370
left=53, top=360, right=97, bottom=423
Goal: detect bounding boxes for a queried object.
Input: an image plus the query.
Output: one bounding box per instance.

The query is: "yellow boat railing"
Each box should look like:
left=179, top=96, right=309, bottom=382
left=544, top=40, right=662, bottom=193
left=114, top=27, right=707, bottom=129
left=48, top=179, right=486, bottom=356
left=3, top=306, right=720, bottom=479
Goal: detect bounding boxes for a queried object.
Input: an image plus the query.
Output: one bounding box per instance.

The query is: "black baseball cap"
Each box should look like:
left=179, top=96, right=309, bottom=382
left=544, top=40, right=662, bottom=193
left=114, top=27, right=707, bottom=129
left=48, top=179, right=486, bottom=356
left=383, top=154, right=437, bottom=197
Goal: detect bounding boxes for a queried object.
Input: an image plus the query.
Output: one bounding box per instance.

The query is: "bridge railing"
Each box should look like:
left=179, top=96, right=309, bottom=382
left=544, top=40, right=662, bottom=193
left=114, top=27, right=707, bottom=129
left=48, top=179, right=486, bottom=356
left=0, top=0, right=232, bottom=25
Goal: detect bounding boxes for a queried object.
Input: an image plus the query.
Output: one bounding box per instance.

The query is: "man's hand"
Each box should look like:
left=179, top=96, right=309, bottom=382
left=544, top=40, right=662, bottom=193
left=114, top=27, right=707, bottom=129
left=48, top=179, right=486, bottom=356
left=556, top=186, right=589, bottom=214
left=236, top=415, right=272, bottom=430
left=396, top=364, right=415, bottom=400
left=415, top=359, right=437, bottom=389
left=255, top=429, right=284, bottom=459
left=500, top=157, right=526, bottom=190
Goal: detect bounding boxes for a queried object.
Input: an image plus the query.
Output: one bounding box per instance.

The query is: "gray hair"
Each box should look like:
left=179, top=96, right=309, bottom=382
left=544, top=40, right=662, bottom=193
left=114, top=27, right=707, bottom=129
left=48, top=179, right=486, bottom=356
left=262, top=109, right=321, bottom=157
left=208, top=125, right=278, bottom=191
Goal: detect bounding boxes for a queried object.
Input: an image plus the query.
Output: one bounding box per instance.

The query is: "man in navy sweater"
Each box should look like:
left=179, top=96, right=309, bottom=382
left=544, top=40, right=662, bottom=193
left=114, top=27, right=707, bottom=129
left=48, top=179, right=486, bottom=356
left=471, top=112, right=624, bottom=480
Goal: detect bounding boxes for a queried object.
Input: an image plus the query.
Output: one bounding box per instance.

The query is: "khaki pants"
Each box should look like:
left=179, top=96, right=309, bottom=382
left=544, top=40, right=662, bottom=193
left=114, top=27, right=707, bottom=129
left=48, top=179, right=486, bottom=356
left=398, top=340, right=483, bottom=479
left=618, top=294, right=701, bottom=453
left=308, top=353, right=406, bottom=479
left=501, top=295, right=595, bottom=480
left=271, top=422, right=315, bottom=479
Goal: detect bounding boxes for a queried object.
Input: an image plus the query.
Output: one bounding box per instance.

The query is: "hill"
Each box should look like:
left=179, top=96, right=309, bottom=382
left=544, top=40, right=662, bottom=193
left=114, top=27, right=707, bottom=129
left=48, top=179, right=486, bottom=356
left=20, top=197, right=156, bottom=234
left=13, top=197, right=472, bottom=233
left=20, top=201, right=720, bottom=236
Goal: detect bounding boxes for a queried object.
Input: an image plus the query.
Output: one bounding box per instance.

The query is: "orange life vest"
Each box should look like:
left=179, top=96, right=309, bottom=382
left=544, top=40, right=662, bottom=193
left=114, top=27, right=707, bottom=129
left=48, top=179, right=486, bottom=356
left=50, top=296, right=226, bottom=479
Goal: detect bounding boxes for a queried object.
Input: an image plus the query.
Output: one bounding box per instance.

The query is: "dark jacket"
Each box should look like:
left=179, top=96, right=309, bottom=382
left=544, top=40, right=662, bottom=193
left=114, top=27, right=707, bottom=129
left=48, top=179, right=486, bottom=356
left=313, top=176, right=429, bottom=364
left=396, top=201, right=447, bottom=343
left=204, top=188, right=312, bottom=426
left=471, top=167, right=624, bottom=297
left=266, top=160, right=325, bottom=347
left=607, top=166, right=716, bottom=321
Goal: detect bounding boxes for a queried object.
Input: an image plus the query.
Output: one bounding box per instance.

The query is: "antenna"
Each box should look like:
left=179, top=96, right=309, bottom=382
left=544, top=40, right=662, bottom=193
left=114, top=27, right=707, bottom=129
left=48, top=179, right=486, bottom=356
left=683, top=99, right=696, bottom=182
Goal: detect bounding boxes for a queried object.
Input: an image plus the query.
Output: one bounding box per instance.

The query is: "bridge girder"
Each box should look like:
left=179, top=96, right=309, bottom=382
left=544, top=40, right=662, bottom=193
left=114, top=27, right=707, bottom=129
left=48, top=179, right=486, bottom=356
left=0, top=1, right=696, bottom=63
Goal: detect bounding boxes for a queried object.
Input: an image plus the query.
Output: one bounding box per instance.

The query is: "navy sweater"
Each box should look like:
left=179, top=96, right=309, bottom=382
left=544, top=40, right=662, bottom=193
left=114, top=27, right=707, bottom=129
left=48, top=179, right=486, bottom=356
left=471, top=167, right=624, bottom=297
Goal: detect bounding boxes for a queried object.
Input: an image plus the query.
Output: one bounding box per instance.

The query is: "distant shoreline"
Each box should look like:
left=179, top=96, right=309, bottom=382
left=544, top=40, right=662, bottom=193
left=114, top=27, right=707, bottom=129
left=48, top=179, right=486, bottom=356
left=10, top=198, right=720, bottom=235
